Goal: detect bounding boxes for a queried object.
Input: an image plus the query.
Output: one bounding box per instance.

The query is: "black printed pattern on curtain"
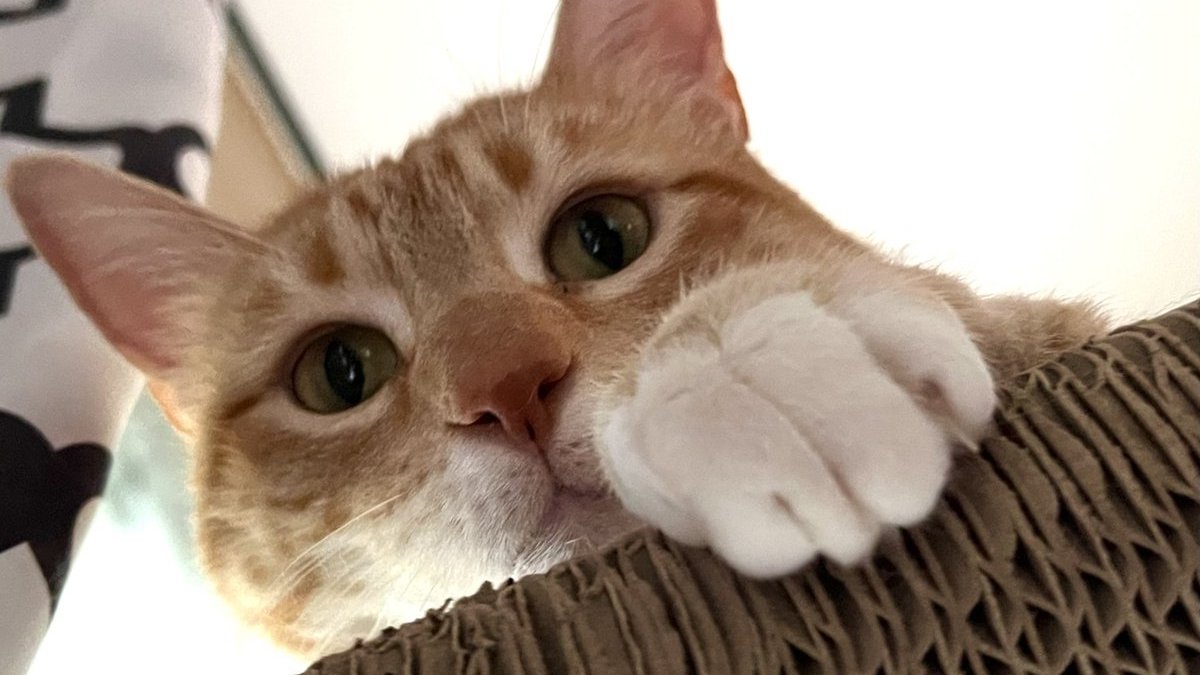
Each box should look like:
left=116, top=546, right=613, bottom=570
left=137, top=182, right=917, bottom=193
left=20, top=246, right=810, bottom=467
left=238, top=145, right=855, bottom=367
left=0, top=2, right=227, bottom=674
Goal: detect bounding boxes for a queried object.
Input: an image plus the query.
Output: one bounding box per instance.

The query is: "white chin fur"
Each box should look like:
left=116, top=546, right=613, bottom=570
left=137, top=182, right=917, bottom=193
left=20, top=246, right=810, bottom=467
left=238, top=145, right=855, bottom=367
left=600, top=289, right=995, bottom=579
left=286, top=436, right=580, bottom=654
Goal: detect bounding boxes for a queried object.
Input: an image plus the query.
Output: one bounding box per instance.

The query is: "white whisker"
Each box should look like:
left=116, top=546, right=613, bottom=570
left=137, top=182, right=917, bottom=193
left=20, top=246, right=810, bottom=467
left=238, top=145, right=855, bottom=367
left=497, top=90, right=511, bottom=134
left=530, top=1, right=561, bottom=85
left=264, top=492, right=406, bottom=604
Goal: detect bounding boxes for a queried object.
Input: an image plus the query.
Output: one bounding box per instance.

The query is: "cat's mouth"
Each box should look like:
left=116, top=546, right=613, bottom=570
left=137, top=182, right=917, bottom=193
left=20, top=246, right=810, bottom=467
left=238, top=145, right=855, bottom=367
left=472, top=381, right=642, bottom=572
left=513, top=486, right=638, bottom=575
left=536, top=436, right=619, bottom=533
left=511, top=433, right=640, bottom=573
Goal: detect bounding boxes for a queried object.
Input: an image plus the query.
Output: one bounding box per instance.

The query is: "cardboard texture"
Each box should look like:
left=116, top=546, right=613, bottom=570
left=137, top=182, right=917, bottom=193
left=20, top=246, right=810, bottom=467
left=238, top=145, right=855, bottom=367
left=306, top=300, right=1200, bottom=674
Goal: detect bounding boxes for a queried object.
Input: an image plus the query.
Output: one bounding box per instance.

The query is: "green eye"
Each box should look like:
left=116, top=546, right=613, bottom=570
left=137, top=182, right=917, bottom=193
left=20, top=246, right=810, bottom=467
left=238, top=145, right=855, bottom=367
left=546, top=195, right=650, bottom=281
left=292, top=326, right=398, bottom=414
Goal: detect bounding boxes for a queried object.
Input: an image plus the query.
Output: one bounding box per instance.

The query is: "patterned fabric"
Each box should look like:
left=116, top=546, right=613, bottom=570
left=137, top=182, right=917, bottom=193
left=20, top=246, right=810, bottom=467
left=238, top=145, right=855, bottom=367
left=0, top=2, right=226, bottom=673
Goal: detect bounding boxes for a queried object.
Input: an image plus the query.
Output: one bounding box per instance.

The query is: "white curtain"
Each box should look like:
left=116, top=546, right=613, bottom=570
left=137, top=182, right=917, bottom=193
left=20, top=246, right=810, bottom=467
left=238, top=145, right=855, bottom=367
left=0, top=3, right=226, bottom=674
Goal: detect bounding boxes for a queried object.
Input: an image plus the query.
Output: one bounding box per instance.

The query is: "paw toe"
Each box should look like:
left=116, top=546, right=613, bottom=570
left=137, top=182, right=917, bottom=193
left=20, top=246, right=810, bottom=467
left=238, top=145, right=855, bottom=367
left=701, top=492, right=817, bottom=578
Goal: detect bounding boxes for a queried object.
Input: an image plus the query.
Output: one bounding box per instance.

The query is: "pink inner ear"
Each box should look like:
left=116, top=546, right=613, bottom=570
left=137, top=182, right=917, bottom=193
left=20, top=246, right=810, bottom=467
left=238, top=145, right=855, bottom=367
left=545, top=0, right=748, bottom=139
left=6, top=155, right=258, bottom=377
left=651, top=0, right=720, bottom=72
left=70, top=237, right=188, bottom=372
left=32, top=207, right=231, bottom=374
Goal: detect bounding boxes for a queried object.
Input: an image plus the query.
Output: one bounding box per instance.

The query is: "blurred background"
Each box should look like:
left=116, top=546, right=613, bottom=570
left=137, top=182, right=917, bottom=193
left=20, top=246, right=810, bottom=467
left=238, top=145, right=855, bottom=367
left=29, top=1, right=1200, bottom=673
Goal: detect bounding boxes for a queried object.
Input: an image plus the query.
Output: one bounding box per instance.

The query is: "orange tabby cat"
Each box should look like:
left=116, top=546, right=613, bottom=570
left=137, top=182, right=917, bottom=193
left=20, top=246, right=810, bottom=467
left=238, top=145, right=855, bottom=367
left=5, top=0, right=1105, bottom=657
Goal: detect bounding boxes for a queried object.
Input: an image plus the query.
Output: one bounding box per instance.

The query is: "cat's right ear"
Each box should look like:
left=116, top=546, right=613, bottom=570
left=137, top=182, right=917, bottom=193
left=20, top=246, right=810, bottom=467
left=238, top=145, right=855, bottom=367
left=4, top=155, right=265, bottom=431
left=543, top=0, right=748, bottom=139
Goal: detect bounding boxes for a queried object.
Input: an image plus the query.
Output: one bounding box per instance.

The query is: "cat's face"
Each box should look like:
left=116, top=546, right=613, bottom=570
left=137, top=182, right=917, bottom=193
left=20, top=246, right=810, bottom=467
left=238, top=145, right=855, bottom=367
left=7, top=0, right=842, bottom=656
left=198, top=85, right=840, bottom=652
left=195, top=88, right=762, bottom=651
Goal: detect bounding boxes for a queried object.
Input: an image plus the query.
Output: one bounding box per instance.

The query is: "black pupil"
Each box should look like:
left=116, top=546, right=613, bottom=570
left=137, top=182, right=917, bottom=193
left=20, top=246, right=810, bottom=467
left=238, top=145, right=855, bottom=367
left=576, top=209, right=624, bottom=270
left=324, top=340, right=365, bottom=404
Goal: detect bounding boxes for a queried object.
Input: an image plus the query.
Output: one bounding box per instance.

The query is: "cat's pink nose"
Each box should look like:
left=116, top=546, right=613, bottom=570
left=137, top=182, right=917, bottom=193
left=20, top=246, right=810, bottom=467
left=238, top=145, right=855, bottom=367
left=453, top=355, right=570, bottom=447
left=433, top=293, right=576, bottom=450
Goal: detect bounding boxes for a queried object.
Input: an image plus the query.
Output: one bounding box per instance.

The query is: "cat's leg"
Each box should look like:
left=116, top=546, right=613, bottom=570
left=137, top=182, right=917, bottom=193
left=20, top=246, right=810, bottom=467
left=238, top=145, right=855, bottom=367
left=595, top=256, right=997, bottom=578
left=960, top=294, right=1109, bottom=379
left=894, top=266, right=1110, bottom=379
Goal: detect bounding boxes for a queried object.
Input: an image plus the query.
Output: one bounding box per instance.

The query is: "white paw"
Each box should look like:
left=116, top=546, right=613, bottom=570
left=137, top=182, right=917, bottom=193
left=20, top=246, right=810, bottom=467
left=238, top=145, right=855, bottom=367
left=600, top=291, right=995, bottom=578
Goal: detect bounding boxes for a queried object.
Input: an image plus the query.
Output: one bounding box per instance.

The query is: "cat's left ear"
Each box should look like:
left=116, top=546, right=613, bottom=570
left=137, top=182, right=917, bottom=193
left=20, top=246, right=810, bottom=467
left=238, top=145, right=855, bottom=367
left=5, top=154, right=267, bottom=439
left=543, top=0, right=748, bottom=140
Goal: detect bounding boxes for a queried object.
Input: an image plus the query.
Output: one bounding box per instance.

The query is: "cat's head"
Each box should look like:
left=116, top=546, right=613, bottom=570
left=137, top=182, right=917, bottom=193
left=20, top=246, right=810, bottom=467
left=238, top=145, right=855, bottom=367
left=6, top=0, right=838, bottom=655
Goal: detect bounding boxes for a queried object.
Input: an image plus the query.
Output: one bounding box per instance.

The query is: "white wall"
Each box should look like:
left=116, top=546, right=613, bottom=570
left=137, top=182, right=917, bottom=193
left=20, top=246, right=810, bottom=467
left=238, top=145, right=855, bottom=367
left=237, top=0, right=1200, bottom=321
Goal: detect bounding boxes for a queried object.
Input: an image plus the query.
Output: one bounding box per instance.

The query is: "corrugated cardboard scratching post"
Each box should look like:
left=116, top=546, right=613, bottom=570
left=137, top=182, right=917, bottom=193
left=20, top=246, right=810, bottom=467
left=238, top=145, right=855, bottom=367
left=307, top=301, right=1200, bottom=674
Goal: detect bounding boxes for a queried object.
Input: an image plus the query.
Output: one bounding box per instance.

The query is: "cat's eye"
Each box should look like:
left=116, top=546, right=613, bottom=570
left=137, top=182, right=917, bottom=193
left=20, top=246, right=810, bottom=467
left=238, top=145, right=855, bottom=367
left=546, top=194, right=650, bottom=281
left=292, top=326, right=398, bottom=414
